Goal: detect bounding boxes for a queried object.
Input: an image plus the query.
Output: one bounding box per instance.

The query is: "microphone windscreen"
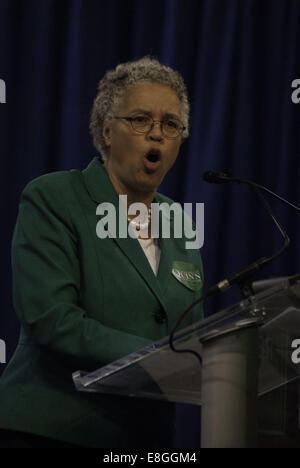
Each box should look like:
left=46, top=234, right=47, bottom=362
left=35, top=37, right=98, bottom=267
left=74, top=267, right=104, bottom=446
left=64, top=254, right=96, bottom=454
left=203, top=171, right=231, bottom=183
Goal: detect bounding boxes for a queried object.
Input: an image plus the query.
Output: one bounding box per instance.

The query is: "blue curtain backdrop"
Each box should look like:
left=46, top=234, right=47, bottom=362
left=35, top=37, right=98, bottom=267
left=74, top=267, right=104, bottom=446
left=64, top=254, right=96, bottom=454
left=1, top=0, right=300, bottom=447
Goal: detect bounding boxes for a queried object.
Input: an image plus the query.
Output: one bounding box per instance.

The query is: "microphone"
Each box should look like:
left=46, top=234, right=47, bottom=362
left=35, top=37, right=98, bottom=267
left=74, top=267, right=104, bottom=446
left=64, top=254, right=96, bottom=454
left=203, top=170, right=291, bottom=297
left=203, top=171, right=233, bottom=184
left=203, top=171, right=300, bottom=213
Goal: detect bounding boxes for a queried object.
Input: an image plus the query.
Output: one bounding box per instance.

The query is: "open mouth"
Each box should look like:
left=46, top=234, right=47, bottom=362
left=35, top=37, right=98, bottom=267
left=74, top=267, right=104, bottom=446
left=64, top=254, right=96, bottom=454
left=144, top=149, right=162, bottom=173
left=145, top=149, right=161, bottom=163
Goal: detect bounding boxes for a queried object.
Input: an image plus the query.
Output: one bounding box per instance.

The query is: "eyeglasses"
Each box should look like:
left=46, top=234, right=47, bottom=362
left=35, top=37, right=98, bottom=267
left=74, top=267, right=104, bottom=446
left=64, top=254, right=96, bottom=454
left=113, top=114, right=185, bottom=139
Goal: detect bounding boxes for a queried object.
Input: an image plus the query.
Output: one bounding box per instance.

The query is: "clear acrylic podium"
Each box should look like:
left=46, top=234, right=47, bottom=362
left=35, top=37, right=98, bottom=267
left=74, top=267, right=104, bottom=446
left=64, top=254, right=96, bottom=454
left=73, top=276, right=300, bottom=448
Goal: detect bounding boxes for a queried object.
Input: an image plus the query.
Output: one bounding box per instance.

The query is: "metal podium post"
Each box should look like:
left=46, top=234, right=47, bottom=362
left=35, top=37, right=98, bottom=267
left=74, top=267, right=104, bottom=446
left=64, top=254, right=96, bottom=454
left=200, top=319, right=260, bottom=448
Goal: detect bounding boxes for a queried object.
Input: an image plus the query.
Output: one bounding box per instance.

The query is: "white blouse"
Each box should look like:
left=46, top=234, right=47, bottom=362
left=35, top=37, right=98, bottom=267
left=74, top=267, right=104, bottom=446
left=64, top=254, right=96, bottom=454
left=137, top=237, right=161, bottom=276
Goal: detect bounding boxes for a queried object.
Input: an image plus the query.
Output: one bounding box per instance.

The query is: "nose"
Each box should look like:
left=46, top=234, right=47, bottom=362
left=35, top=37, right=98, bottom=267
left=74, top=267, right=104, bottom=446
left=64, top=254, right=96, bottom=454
left=147, top=120, right=163, bottom=141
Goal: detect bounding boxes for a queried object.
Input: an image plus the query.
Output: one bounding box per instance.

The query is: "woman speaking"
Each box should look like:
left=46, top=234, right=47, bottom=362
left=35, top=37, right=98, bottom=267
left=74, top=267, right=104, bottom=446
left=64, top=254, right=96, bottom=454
left=0, top=57, right=203, bottom=448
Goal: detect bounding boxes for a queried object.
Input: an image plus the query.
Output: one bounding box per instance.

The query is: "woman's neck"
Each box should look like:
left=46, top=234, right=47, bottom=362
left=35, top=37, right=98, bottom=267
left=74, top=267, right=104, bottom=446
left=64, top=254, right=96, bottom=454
left=103, top=163, right=155, bottom=239
left=103, top=162, right=156, bottom=210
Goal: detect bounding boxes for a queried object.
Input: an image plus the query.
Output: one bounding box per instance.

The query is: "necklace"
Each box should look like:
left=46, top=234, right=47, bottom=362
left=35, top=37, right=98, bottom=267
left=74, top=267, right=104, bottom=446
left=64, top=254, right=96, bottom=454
left=128, top=210, right=151, bottom=231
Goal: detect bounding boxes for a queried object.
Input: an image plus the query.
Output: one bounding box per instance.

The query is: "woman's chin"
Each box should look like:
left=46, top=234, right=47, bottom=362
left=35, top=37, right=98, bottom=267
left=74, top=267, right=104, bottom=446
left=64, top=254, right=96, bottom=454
left=137, top=171, right=164, bottom=191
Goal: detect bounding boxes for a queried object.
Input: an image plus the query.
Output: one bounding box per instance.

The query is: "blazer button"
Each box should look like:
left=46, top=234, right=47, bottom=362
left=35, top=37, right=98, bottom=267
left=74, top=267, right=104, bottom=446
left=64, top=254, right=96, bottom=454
left=153, top=309, right=167, bottom=324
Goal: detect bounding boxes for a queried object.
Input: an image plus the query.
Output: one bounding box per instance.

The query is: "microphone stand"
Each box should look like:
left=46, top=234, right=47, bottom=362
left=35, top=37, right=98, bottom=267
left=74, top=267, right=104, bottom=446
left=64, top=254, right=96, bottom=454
left=169, top=173, right=291, bottom=365
left=239, top=185, right=290, bottom=297
left=204, top=175, right=290, bottom=299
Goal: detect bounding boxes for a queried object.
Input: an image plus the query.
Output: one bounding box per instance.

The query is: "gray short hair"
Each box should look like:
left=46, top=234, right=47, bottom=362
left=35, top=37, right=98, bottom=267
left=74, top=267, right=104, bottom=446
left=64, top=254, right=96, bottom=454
left=90, top=56, right=190, bottom=160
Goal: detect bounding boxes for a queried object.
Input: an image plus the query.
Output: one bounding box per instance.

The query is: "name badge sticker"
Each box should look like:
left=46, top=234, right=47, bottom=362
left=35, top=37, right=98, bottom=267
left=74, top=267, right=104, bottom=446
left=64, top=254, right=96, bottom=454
left=172, top=261, right=202, bottom=291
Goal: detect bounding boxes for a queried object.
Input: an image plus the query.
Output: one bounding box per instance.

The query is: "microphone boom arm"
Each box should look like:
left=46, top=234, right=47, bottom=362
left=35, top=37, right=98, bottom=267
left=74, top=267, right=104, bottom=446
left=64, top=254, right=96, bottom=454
left=204, top=174, right=291, bottom=298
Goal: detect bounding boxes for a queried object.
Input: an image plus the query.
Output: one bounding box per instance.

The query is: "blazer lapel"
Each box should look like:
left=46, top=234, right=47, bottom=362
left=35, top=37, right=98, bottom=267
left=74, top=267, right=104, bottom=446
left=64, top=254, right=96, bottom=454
left=82, top=157, right=168, bottom=310
left=155, top=203, right=175, bottom=294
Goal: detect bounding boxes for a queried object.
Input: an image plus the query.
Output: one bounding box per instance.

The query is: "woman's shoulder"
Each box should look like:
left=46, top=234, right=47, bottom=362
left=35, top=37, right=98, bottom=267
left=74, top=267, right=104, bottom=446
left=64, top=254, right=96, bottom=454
left=18, top=168, right=85, bottom=220
left=21, top=157, right=100, bottom=202
left=155, top=192, right=176, bottom=206
left=23, top=169, right=73, bottom=194
left=21, top=165, right=88, bottom=206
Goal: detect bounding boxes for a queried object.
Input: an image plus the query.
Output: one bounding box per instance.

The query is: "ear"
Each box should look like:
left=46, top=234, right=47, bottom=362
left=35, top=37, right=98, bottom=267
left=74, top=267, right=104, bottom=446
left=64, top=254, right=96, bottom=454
left=102, top=124, right=112, bottom=147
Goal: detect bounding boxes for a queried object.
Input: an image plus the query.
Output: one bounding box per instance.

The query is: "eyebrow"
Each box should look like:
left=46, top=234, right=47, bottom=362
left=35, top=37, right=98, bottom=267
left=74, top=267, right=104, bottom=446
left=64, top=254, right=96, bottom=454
left=129, top=109, right=181, bottom=120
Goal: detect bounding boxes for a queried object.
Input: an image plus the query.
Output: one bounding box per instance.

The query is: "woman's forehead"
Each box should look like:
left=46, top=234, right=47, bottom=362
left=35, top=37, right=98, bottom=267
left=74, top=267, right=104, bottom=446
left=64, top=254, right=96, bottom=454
left=116, top=82, right=181, bottom=115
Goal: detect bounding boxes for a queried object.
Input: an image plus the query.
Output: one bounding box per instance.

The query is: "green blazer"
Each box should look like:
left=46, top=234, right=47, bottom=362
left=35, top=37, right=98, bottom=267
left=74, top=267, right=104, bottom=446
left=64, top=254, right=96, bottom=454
left=0, top=157, right=203, bottom=448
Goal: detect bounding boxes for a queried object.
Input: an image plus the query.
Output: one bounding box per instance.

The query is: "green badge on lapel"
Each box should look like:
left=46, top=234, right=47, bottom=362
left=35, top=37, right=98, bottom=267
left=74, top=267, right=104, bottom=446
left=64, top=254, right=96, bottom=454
left=172, top=261, right=202, bottom=291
